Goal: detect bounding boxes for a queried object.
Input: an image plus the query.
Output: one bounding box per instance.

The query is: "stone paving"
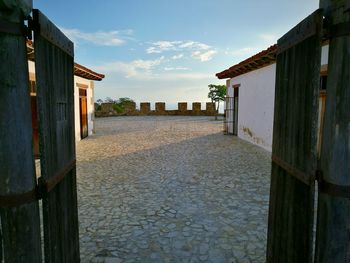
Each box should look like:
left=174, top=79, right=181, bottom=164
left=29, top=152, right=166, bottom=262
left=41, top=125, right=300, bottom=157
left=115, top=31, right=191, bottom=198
left=76, top=116, right=271, bottom=263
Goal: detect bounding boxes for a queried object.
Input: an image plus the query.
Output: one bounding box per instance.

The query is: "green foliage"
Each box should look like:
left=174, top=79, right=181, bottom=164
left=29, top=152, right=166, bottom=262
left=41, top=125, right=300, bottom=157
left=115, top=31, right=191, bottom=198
left=95, top=97, right=135, bottom=113
left=207, top=84, right=226, bottom=103
left=112, top=104, right=124, bottom=113
left=94, top=99, right=103, bottom=112
left=208, top=84, right=226, bottom=119
left=117, top=97, right=134, bottom=105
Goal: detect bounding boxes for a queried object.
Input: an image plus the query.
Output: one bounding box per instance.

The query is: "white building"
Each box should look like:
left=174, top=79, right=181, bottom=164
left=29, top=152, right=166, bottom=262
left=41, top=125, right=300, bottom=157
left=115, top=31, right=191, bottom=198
left=217, top=44, right=329, bottom=152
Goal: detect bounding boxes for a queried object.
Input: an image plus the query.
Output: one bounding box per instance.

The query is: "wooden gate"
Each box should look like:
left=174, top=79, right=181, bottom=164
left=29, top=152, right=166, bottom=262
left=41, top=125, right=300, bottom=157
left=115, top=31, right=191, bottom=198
left=315, top=1, right=350, bottom=261
left=33, top=9, right=80, bottom=261
left=0, top=2, right=42, bottom=262
left=0, top=3, right=80, bottom=262
left=268, top=1, right=350, bottom=261
left=267, top=9, right=323, bottom=262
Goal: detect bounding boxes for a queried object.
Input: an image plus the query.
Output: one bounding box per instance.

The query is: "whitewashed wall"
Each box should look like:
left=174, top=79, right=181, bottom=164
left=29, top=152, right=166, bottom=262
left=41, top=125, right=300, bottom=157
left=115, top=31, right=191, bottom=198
left=224, top=45, right=329, bottom=152
left=321, top=45, right=329, bottom=66
left=228, top=64, right=276, bottom=151
left=74, top=76, right=94, bottom=142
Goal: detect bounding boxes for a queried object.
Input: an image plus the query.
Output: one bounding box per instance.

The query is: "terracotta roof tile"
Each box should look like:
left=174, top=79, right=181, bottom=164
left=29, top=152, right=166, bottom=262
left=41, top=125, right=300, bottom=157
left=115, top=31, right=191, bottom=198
left=216, top=44, right=277, bottom=79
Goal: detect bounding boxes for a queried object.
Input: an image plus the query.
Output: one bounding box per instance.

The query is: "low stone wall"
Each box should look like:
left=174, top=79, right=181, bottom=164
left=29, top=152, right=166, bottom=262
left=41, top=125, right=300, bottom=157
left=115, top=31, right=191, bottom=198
left=95, top=102, right=218, bottom=117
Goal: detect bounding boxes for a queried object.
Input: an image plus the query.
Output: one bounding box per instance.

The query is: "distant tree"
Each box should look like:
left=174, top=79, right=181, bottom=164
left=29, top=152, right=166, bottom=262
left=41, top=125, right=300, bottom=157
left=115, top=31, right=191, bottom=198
left=208, top=84, right=226, bottom=119
left=94, top=99, right=104, bottom=111
left=95, top=97, right=136, bottom=114
left=117, top=97, right=134, bottom=105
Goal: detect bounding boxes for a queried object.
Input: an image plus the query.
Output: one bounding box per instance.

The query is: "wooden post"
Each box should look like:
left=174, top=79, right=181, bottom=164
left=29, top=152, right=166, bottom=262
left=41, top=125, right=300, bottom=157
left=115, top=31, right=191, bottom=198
left=316, top=0, right=350, bottom=262
left=0, top=0, right=42, bottom=262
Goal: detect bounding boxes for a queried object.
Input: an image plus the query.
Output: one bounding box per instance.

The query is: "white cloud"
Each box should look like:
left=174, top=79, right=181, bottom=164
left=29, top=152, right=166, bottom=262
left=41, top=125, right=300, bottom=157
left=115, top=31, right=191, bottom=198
left=146, top=40, right=212, bottom=54
left=225, top=47, right=256, bottom=57
left=223, top=33, right=278, bottom=62
left=94, top=57, right=165, bottom=79
left=60, top=27, right=133, bottom=46
left=93, top=57, right=212, bottom=81
left=164, top=67, right=190, bottom=71
left=146, top=41, right=182, bottom=53
left=178, top=41, right=210, bottom=50
left=172, top=54, right=184, bottom=60
left=258, top=33, right=279, bottom=44
left=191, top=50, right=217, bottom=62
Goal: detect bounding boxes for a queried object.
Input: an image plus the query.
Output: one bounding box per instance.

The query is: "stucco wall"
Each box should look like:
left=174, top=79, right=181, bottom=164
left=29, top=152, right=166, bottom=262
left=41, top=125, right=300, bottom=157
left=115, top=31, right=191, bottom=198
left=321, top=45, right=329, bottom=66
left=225, top=44, right=329, bottom=152
left=74, top=76, right=94, bottom=142
left=228, top=64, right=276, bottom=151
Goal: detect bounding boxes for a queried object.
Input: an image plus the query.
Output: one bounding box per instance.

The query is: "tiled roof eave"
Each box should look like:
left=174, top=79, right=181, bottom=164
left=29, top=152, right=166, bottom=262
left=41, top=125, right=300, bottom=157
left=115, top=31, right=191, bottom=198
left=216, top=44, right=277, bottom=79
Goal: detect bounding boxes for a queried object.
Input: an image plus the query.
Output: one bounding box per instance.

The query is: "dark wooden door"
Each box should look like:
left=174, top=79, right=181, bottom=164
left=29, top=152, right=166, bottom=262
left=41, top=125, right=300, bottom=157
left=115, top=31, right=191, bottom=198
left=266, top=9, right=322, bottom=262
left=79, top=92, right=88, bottom=139
left=0, top=5, right=42, bottom=262
left=315, top=3, right=350, bottom=261
left=233, top=86, right=239, bottom=136
left=33, top=9, right=80, bottom=262
left=31, top=95, right=40, bottom=158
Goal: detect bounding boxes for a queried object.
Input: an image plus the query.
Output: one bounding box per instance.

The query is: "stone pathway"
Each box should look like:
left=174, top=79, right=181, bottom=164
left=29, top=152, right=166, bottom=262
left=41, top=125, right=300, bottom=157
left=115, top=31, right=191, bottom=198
left=76, top=116, right=271, bottom=263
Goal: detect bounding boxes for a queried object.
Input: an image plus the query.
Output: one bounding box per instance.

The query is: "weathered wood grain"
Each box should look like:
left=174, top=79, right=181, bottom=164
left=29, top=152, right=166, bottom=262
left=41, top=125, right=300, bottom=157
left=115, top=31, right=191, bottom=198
left=267, top=10, right=322, bottom=263
left=0, top=12, right=42, bottom=263
left=316, top=1, right=350, bottom=261
left=0, top=222, right=2, bottom=262
left=0, top=2, right=42, bottom=261
left=33, top=9, right=80, bottom=262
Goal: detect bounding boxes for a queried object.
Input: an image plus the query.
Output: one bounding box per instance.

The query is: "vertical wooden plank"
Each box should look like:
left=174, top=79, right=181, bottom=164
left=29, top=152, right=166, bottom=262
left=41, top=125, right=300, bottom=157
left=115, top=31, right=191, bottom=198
left=266, top=10, right=322, bottom=262
left=0, top=2, right=42, bottom=262
left=33, top=9, right=80, bottom=262
left=0, top=223, right=3, bottom=262
left=316, top=1, right=350, bottom=261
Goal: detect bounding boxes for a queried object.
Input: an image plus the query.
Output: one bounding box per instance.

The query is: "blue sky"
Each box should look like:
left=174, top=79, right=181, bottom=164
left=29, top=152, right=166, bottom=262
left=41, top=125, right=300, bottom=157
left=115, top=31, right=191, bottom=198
left=34, top=0, right=319, bottom=109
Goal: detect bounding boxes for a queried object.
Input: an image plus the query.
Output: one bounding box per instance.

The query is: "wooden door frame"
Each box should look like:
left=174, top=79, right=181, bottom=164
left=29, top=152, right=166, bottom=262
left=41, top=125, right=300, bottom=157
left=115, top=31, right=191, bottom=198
left=233, top=84, right=240, bottom=136
left=78, top=86, right=88, bottom=139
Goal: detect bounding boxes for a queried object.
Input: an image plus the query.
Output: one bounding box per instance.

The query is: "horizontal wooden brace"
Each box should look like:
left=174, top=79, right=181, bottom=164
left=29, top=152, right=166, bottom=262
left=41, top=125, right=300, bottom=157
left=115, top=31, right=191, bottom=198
left=0, top=188, right=38, bottom=208
left=272, top=155, right=313, bottom=185
left=0, top=159, right=76, bottom=207
left=39, top=159, right=76, bottom=194
left=277, top=9, right=323, bottom=55
left=317, top=170, right=350, bottom=198
left=330, top=21, right=350, bottom=38
left=32, top=9, right=74, bottom=57
left=0, top=19, right=26, bottom=36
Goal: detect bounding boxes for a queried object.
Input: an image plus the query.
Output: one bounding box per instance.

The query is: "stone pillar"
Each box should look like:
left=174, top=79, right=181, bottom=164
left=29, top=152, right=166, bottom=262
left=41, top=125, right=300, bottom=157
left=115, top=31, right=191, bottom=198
left=124, top=101, right=136, bottom=115
left=178, top=102, right=187, bottom=114
left=192, top=102, right=201, bottom=115
left=206, top=102, right=216, bottom=116
left=155, top=102, right=166, bottom=114
left=101, top=103, right=115, bottom=115
left=140, top=102, right=150, bottom=115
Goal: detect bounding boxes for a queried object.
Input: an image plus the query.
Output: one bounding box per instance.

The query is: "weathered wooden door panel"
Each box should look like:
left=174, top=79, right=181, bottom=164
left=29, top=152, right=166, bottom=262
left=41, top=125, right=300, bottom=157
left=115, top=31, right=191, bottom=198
left=0, top=6, right=42, bottom=261
left=267, top=10, right=322, bottom=262
left=234, top=87, right=239, bottom=136
left=79, top=89, right=88, bottom=139
left=31, top=95, right=40, bottom=158
left=33, top=9, right=80, bottom=262
left=315, top=14, right=350, bottom=262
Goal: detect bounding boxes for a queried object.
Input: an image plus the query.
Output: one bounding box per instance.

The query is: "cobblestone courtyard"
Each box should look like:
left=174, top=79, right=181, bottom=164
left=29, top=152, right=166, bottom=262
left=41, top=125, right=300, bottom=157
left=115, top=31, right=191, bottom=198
left=76, top=116, right=271, bottom=263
